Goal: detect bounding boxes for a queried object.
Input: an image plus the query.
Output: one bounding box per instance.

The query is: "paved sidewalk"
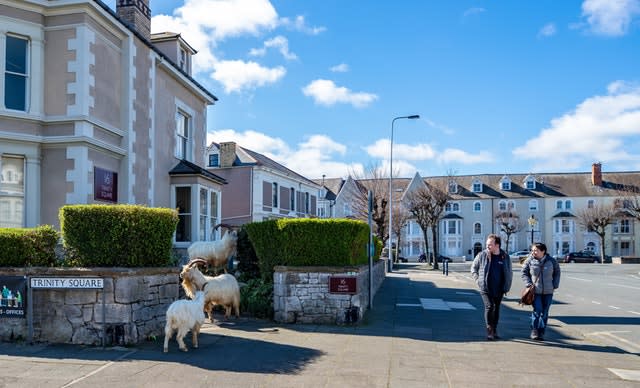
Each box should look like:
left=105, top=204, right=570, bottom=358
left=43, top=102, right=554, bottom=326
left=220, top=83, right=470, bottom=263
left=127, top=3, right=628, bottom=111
left=1, top=264, right=639, bottom=387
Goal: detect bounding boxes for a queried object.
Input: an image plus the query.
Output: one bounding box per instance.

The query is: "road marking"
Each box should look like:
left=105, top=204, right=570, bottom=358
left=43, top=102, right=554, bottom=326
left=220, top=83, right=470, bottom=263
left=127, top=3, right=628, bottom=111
left=455, top=291, right=475, bottom=295
left=592, top=301, right=601, bottom=305
left=608, top=369, right=640, bottom=382
left=397, top=303, right=422, bottom=307
left=61, top=349, right=138, bottom=387
left=588, top=332, right=640, bottom=354
left=605, top=283, right=640, bottom=291
left=420, top=298, right=476, bottom=311
left=567, top=276, right=592, bottom=282
left=608, top=305, right=621, bottom=310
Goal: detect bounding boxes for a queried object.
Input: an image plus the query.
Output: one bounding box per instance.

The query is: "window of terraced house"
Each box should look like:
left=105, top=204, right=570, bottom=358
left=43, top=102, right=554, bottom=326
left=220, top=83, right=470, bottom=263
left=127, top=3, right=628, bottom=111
left=290, top=188, right=295, bottom=210
left=175, top=186, right=191, bottom=242
left=199, top=188, right=219, bottom=241
left=175, top=111, right=190, bottom=160
left=474, top=222, right=482, bottom=234
left=272, top=183, right=278, bottom=208
left=473, top=201, right=482, bottom=212
left=5, top=35, right=29, bottom=111
left=0, top=155, right=24, bottom=228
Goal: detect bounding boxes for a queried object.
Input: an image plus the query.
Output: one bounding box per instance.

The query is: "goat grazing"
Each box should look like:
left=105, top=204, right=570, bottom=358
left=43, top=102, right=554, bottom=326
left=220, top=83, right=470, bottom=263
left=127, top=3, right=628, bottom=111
left=180, top=259, right=241, bottom=322
left=187, top=227, right=238, bottom=274
left=163, top=290, right=206, bottom=353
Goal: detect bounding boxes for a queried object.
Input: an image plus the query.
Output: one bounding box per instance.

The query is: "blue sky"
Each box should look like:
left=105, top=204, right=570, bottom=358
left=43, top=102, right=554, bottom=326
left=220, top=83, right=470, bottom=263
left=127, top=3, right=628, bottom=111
left=104, top=0, right=640, bottom=179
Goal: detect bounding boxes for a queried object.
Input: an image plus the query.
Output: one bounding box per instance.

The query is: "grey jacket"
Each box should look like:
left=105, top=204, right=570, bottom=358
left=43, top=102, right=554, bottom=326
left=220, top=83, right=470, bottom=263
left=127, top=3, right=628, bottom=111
left=471, top=249, right=513, bottom=294
left=521, top=254, right=561, bottom=295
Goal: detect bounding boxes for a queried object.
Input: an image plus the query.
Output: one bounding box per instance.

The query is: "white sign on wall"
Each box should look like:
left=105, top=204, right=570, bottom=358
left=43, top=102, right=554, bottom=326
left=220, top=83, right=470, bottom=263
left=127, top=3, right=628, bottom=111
left=30, top=277, right=104, bottom=289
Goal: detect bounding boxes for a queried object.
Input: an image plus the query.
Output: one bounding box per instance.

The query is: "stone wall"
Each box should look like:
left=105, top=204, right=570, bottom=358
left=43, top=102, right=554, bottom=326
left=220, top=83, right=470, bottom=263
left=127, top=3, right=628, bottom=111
left=0, top=267, right=179, bottom=345
left=273, top=259, right=387, bottom=324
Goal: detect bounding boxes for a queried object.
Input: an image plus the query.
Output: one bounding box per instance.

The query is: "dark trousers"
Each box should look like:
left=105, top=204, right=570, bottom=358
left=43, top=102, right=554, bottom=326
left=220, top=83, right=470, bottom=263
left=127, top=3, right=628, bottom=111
left=531, top=293, right=554, bottom=333
left=480, top=292, right=503, bottom=329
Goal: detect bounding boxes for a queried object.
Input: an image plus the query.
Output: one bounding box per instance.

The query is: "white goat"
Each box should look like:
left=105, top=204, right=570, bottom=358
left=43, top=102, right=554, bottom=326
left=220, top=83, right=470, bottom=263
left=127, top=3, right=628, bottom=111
left=163, top=290, right=206, bottom=353
left=180, top=259, right=241, bottom=322
left=187, top=228, right=238, bottom=274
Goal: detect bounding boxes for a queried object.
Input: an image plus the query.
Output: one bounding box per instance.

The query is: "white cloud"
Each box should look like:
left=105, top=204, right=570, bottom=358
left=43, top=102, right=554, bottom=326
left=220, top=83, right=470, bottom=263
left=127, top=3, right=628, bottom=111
left=302, top=79, right=378, bottom=108
left=463, top=7, right=486, bottom=18
left=364, top=139, right=436, bottom=161
left=330, top=63, right=349, bottom=73
left=280, top=15, right=326, bottom=35
left=538, top=23, right=557, bottom=38
left=249, top=36, right=297, bottom=60
left=581, top=0, right=640, bottom=36
left=437, top=149, right=495, bottom=164
left=206, top=130, right=360, bottom=178
left=513, top=81, right=640, bottom=171
left=212, top=60, right=286, bottom=93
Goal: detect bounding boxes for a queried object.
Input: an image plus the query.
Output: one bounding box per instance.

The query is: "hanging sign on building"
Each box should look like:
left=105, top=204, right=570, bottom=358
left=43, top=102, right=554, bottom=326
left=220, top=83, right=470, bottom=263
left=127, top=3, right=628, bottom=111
left=94, top=167, right=118, bottom=203
left=0, top=276, right=27, bottom=318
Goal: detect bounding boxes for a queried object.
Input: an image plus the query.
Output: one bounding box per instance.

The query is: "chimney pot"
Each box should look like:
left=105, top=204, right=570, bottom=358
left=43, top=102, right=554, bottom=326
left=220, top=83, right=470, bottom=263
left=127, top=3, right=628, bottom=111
left=116, top=0, right=152, bottom=41
left=592, top=162, right=602, bottom=186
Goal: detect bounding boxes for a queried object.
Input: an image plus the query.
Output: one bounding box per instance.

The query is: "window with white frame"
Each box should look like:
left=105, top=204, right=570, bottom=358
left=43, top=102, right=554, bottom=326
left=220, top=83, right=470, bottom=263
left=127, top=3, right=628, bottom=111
left=305, top=192, right=310, bottom=213
left=474, top=222, right=482, bottom=235
left=528, top=199, right=538, bottom=211
left=208, top=153, right=219, bottom=167
left=175, top=186, right=192, bottom=242
left=0, top=155, right=25, bottom=228
left=613, top=219, right=630, bottom=234
left=555, top=219, right=572, bottom=234
left=507, top=200, right=515, bottom=210
left=564, top=200, right=572, bottom=210
left=587, top=199, right=595, bottom=209
left=472, top=181, right=482, bottom=193
left=175, top=110, right=190, bottom=160
left=5, top=35, right=29, bottom=111
left=448, top=181, right=457, bottom=194
left=556, top=200, right=563, bottom=210
left=272, top=182, right=278, bottom=208
left=174, top=185, right=220, bottom=243
left=525, top=178, right=535, bottom=190
left=473, top=201, right=481, bottom=212
left=498, top=200, right=507, bottom=211
left=500, top=177, right=511, bottom=190
left=179, top=47, right=187, bottom=71
left=446, top=202, right=460, bottom=212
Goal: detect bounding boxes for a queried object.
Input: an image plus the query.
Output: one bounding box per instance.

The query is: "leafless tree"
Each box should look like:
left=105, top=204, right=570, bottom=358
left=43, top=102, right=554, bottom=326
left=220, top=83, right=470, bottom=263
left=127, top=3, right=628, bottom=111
left=494, top=210, right=524, bottom=254
left=391, top=203, right=411, bottom=262
left=348, top=163, right=391, bottom=246
left=576, top=203, right=617, bottom=264
left=405, top=181, right=450, bottom=270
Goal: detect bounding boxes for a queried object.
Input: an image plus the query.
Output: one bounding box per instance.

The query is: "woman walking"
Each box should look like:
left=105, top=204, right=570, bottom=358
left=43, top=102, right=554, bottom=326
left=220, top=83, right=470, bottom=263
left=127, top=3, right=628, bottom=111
left=521, top=242, right=561, bottom=341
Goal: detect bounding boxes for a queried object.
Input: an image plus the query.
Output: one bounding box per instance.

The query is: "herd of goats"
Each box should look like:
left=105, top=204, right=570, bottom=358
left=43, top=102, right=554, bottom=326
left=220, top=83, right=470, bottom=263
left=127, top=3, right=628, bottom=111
left=163, top=225, right=241, bottom=353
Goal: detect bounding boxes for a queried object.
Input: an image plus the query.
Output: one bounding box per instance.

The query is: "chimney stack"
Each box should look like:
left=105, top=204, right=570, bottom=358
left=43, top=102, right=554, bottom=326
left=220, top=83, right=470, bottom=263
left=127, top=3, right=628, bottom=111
left=116, top=0, right=152, bottom=41
left=219, top=142, right=237, bottom=168
left=591, top=162, right=602, bottom=186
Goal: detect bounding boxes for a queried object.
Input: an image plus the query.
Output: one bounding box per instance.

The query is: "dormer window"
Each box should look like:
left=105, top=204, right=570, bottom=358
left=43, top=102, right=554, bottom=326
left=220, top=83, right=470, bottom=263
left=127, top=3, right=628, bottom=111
left=179, top=47, right=187, bottom=71
left=208, top=153, right=219, bottom=167
left=448, top=180, right=458, bottom=194
left=472, top=180, right=482, bottom=193
left=524, top=175, right=536, bottom=190
left=500, top=176, right=511, bottom=191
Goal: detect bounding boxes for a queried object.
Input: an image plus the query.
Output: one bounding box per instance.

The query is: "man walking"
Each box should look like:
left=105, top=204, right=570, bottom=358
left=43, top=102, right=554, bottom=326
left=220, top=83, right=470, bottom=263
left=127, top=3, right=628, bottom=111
left=471, top=234, right=512, bottom=340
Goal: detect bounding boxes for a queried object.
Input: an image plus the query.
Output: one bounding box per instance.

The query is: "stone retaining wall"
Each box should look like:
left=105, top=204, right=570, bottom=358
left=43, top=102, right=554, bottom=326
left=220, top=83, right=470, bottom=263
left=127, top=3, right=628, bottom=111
left=273, top=259, right=387, bottom=324
left=0, top=267, right=179, bottom=345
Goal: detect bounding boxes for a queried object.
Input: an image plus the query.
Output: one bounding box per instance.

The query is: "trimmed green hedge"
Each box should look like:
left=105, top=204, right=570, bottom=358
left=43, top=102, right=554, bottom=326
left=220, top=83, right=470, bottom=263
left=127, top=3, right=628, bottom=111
left=244, top=218, right=378, bottom=281
left=0, top=225, right=59, bottom=267
left=60, top=204, right=178, bottom=267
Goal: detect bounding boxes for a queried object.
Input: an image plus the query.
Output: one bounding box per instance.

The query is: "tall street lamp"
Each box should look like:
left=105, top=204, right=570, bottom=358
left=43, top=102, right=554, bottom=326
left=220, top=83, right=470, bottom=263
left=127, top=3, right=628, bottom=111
left=388, top=114, right=420, bottom=272
left=528, top=214, right=537, bottom=245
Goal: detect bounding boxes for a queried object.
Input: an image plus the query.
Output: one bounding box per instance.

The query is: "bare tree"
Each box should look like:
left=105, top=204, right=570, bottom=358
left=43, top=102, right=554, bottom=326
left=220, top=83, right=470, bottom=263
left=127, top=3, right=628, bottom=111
left=348, top=163, right=391, bottom=246
left=391, top=203, right=411, bottom=263
left=576, top=203, right=617, bottom=264
left=494, top=210, right=523, bottom=254
left=405, top=181, right=450, bottom=270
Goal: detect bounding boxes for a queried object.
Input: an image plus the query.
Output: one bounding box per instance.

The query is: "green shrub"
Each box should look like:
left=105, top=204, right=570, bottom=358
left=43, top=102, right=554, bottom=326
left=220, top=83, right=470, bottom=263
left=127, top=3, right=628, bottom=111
left=240, top=278, right=274, bottom=319
left=0, top=225, right=59, bottom=267
left=235, top=225, right=260, bottom=281
left=60, top=204, right=178, bottom=267
left=245, top=218, right=373, bottom=281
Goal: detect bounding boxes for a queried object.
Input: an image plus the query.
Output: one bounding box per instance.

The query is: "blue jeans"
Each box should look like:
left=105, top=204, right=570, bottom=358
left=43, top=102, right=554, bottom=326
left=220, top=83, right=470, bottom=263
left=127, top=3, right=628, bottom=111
left=531, top=293, right=554, bottom=333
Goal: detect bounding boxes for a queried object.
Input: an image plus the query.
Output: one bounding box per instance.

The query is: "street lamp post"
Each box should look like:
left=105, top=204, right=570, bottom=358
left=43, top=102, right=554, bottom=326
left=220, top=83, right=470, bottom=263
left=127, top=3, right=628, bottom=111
left=528, top=215, right=537, bottom=245
left=388, top=114, right=420, bottom=272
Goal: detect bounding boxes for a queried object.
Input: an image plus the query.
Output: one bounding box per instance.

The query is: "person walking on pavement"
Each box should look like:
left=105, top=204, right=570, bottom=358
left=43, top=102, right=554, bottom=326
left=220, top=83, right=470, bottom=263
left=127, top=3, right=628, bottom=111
left=521, top=242, right=561, bottom=341
left=471, top=234, right=512, bottom=340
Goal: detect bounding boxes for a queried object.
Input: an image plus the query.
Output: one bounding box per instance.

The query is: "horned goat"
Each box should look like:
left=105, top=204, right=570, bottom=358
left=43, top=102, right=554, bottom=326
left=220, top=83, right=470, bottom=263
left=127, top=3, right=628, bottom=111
left=180, top=259, right=241, bottom=322
left=187, top=227, right=238, bottom=274
left=163, top=290, right=206, bottom=353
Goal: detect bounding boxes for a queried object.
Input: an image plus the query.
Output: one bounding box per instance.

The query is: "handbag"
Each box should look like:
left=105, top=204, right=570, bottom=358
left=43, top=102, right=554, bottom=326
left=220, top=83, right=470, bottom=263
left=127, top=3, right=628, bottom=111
left=519, top=284, right=535, bottom=306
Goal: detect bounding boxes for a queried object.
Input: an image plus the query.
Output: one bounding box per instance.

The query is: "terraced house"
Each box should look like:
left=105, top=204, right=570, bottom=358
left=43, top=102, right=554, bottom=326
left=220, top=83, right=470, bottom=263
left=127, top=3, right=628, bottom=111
left=0, top=0, right=225, bottom=248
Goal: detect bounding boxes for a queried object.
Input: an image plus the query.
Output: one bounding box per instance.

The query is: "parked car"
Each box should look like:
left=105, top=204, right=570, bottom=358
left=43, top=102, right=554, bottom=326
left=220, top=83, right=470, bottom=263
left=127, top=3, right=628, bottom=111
left=563, top=251, right=611, bottom=263
left=509, top=250, right=531, bottom=264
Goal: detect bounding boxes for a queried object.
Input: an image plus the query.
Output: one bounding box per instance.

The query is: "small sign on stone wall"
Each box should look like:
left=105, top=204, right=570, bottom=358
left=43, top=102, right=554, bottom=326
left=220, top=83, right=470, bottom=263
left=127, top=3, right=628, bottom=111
left=329, top=276, right=357, bottom=294
left=0, top=276, right=27, bottom=318
left=30, top=277, right=104, bottom=289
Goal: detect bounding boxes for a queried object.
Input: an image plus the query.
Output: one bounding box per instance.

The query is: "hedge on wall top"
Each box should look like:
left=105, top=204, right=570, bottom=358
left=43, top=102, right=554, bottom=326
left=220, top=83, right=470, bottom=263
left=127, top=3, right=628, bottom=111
left=0, top=225, right=59, bottom=267
left=60, top=204, right=178, bottom=267
left=245, top=218, right=374, bottom=281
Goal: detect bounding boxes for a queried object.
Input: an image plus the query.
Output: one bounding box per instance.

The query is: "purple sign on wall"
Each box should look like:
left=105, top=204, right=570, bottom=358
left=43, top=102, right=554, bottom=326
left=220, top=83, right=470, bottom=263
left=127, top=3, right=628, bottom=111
left=94, top=167, right=118, bottom=203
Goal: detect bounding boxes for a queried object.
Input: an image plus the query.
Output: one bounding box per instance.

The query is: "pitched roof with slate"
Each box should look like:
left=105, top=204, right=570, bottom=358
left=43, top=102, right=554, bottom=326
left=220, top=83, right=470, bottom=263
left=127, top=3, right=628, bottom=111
left=169, top=159, right=227, bottom=184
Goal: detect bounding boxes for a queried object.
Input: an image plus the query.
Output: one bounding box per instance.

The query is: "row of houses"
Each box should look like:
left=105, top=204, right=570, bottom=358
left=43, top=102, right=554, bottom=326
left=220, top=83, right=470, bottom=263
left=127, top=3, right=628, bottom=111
left=2, top=0, right=638, bottom=261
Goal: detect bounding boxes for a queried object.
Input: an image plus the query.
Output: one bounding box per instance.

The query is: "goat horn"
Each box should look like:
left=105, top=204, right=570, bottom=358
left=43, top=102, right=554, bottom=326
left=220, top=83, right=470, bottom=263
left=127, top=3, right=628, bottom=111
left=188, top=259, right=208, bottom=268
